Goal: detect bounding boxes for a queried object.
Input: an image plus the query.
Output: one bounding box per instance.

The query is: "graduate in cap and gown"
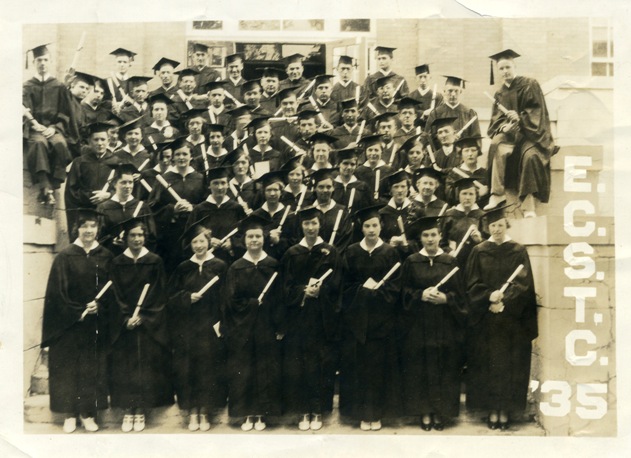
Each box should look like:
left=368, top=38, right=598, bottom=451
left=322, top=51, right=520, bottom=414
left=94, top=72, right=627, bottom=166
left=329, top=97, right=372, bottom=150
left=362, top=46, right=409, bottom=101
left=407, top=167, right=448, bottom=221
left=41, top=208, right=114, bottom=433
left=354, top=134, right=395, bottom=199
left=439, top=177, right=486, bottom=266
left=186, top=166, right=248, bottom=264
left=280, top=206, right=342, bottom=430
left=332, top=146, right=374, bottom=213
left=407, top=64, right=443, bottom=128
left=189, top=42, right=222, bottom=94
left=310, top=168, right=353, bottom=252
left=23, top=43, right=74, bottom=205
left=109, top=217, right=174, bottom=433
left=279, top=53, right=311, bottom=96
left=223, top=53, right=246, bottom=105
left=201, top=81, right=232, bottom=127
left=444, top=135, right=489, bottom=207
left=113, top=117, right=151, bottom=171
left=222, top=214, right=284, bottom=431
left=330, top=55, right=367, bottom=107
left=424, top=75, right=480, bottom=151
left=399, top=215, right=467, bottom=430
left=64, top=121, right=119, bottom=240
left=378, top=170, right=416, bottom=259
left=222, top=148, right=259, bottom=212
left=148, top=136, right=206, bottom=273
left=279, top=154, right=314, bottom=211
left=247, top=116, right=282, bottom=172
left=149, top=57, right=181, bottom=99
left=258, top=67, right=286, bottom=114
left=143, top=93, right=181, bottom=148
left=167, top=218, right=229, bottom=432
left=486, top=49, right=557, bottom=216
left=339, top=204, right=402, bottom=430
left=118, top=76, right=153, bottom=125
left=465, top=202, right=538, bottom=430
left=97, top=163, right=156, bottom=256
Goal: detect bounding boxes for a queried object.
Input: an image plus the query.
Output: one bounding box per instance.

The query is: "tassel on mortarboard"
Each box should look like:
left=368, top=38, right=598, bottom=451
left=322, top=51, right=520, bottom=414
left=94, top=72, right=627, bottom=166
left=490, top=60, right=494, bottom=86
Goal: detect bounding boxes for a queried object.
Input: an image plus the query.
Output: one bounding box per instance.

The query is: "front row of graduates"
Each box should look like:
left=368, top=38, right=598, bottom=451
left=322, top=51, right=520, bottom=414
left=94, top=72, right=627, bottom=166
left=42, top=195, right=537, bottom=433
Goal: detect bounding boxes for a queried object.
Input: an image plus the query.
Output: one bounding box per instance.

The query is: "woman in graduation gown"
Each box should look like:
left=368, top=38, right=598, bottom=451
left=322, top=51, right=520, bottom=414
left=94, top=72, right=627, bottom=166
left=41, top=208, right=113, bottom=433
left=109, top=218, right=174, bottom=433
left=222, top=214, right=284, bottom=432
left=279, top=154, right=314, bottom=211
left=400, top=216, right=467, bottom=430
left=439, top=177, right=486, bottom=267
left=465, top=203, right=538, bottom=430
left=280, top=206, right=341, bottom=431
left=378, top=170, right=416, bottom=259
left=340, top=204, right=401, bottom=431
left=97, top=163, right=156, bottom=256
left=168, top=219, right=228, bottom=432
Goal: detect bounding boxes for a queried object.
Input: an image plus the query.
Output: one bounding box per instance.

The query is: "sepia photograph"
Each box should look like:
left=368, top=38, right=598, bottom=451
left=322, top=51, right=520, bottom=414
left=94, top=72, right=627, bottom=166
left=2, top=0, right=629, bottom=457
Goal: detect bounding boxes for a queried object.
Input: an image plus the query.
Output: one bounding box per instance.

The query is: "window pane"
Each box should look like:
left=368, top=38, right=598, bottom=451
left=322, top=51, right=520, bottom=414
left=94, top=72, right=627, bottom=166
left=592, top=41, right=608, bottom=58
left=192, top=21, right=222, bottom=30
left=239, top=20, right=281, bottom=31
left=610, top=40, right=614, bottom=58
left=341, top=19, right=370, bottom=32
left=282, top=20, right=324, bottom=31
left=591, top=62, right=607, bottom=76
left=608, top=63, right=614, bottom=76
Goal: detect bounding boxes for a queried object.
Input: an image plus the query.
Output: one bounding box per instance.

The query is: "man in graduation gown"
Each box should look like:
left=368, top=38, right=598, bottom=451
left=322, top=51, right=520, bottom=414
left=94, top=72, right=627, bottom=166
left=330, top=98, right=371, bottom=151
left=189, top=42, right=222, bottom=95
left=361, top=75, right=399, bottom=123
left=222, top=53, right=246, bottom=105
left=407, top=64, right=443, bottom=129
left=330, top=55, right=367, bottom=107
left=258, top=67, right=286, bottom=114
left=64, top=122, right=119, bottom=240
left=303, top=74, right=339, bottom=129
left=486, top=49, right=557, bottom=216
left=201, top=81, right=232, bottom=127
left=23, top=43, right=74, bottom=205
left=107, top=48, right=136, bottom=113
left=119, top=76, right=153, bottom=125
left=81, top=78, right=114, bottom=125
left=362, top=46, right=409, bottom=101
left=424, top=76, right=480, bottom=151
left=279, top=53, right=311, bottom=96
left=149, top=57, right=181, bottom=98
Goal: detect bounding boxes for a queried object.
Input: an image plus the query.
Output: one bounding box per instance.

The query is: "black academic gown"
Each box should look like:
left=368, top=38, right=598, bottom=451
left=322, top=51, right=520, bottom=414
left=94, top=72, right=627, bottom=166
left=168, top=254, right=229, bottom=411
left=96, top=197, right=156, bottom=256
left=340, top=241, right=401, bottom=421
left=379, top=199, right=416, bottom=259
left=109, top=250, right=174, bottom=409
left=280, top=240, right=341, bottom=415
left=439, top=205, right=486, bottom=266
left=465, top=239, right=538, bottom=415
left=400, top=251, right=467, bottom=418
left=222, top=254, right=284, bottom=418
left=424, top=102, right=480, bottom=151
left=487, top=76, right=557, bottom=203
left=42, top=243, right=113, bottom=415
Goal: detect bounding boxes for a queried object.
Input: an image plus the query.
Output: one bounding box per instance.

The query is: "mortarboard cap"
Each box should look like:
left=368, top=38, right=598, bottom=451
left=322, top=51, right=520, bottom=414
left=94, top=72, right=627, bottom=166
left=277, top=87, right=298, bottom=102
left=221, top=148, right=249, bottom=167
left=313, top=74, right=334, bottom=87
left=373, top=111, right=398, bottom=125
left=443, top=75, right=466, bottom=89
left=297, top=206, right=323, bottom=222
left=260, top=67, right=287, bottom=80
left=296, top=109, right=320, bottom=121
left=105, top=113, right=125, bottom=126
left=169, top=136, right=193, bottom=152
left=453, top=177, right=478, bottom=193
left=284, top=53, right=305, bottom=65
left=483, top=201, right=514, bottom=224
left=309, top=132, right=337, bottom=145
left=227, top=105, right=252, bottom=119
left=488, top=49, right=521, bottom=85
left=68, top=207, right=104, bottom=222
left=191, top=42, right=210, bottom=54
left=148, top=92, right=174, bottom=106
left=112, top=162, right=139, bottom=178
left=374, top=46, right=396, bottom=56
left=337, top=55, right=354, bottom=66
left=454, top=135, right=483, bottom=151
left=152, top=57, right=180, bottom=73
left=238, top=213, right=272, bottom=233
left=206, top=166, right=231, bottom=183
left=225, top=53, right=244, bottom=65
left=375, top=74, right=395, bottom=89
left=110, top=48, right=136, bottom=60
left=412, top=167, right=443, bottom=188
left=309, top=168, right=337, bottom=186
left=179, top=215, right=212, bottom=247
left=339, top=98, right=358, bottom=111
left=397, top=97, right=421, bottom=110
left=175, top=68, right=200, bottom=78
left=128, top=76, right=152, bottom=88
left=399, top=134, right=425, bottom=153
left=202, top=80, right=227, bottom=93
left=359, top=134, right=384, bottom=148
left=118, top=117, right=144, bottom=135
left=415, top=64, right=430, bottom=75
left=353, top=203, right=386, bottom=224
left=182, top=107, right=208, bottom=122
left=256, top=170, right=286, bottom=189
left=280, top=154, right=306, bottom=172
left=432, top=116, right=458, bottom=130
left=246, top=116, right=272, bottom=131
left=405, top=216, right=446, bottom=240
left=84, top=121, right=113, bottom=136
left=383, top=169, right=410, bottom=190
left=336, top=146, right=360, bottom=162
left=109, top=216, right=147, bottom=239
left=241, top=79, right=262, bottom=94
left=29, top=43, right=52, bottom=59
left=207, top=123, right=225, bottom=133
left=72, top=71, right=97, bottom=86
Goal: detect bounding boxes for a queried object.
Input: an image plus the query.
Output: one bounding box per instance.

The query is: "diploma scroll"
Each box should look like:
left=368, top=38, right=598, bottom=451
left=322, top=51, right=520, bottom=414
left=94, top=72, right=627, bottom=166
left=328, top=209, right=344, bottom=245
left=100, top=169, right=116, bottom=193
left=483, top=91, right=510, bottom=115
left=300, top=268, right=334, bottom=307
left=397, top=216, right=408, bottom=246
left=455, top=115, right=478, bottom=137
left=348, top=188, right=356, bottom=211
left=196, top=276, right=220, bottom=296
left=155, top=174, right=183, bottom=202
left=451, top=167, right=483, bottom=188
left=131, top=283, right=151, bottom=319
left=281, top=136, right=307, bottom=155
left=434, top=266, right=460, bottom=290
left=355, top=120, right=366, bottom=144
left=80, top=280, right=113, bottom=320
left=372, top=261, right=401, bottom=290
left=277, top=206, right=291, bottom=232
left=219, top=227, right=238, bottom=244
left=452, top=224, right=477, bottom=257
left=498, top=264, right=525, bottom=312
left=258, top=271, right=279, bottom=304
left=297, top=79, right=316, bottom=100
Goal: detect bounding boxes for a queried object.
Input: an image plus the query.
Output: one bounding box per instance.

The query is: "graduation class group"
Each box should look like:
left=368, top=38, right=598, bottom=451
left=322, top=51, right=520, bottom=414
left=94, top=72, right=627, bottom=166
left=23, top=37, right=556, bottom=435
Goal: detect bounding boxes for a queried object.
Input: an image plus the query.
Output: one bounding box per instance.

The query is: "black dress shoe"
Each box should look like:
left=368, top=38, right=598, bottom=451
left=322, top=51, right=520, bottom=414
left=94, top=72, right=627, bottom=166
left=499, top=421, right=510, bottom=431
left=421, top=422, right=432, bottom=431
left=433, top=422, right=444, bottom=431
left=487, top=418, right=498, bottom=430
